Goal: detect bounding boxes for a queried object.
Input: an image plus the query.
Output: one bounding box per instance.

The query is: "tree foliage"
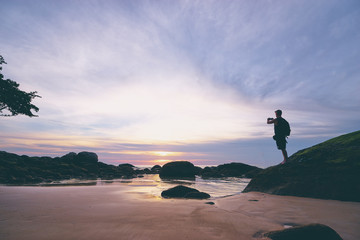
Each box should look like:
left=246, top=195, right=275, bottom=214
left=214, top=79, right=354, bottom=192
left=0, top=55, right=40, bottom=117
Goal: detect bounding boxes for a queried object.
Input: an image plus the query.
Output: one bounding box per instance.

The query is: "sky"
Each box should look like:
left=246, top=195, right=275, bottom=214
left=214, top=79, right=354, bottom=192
left=0, top=0, right=359, bottom=168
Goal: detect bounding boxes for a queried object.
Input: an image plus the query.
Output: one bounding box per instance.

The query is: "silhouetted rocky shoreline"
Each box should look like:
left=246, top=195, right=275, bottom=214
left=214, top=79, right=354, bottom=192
left=1, top=130, right=359, bottom=202
left=0, top=151, right=148, bottom=184
left=0, top=151, right=260, bottom=185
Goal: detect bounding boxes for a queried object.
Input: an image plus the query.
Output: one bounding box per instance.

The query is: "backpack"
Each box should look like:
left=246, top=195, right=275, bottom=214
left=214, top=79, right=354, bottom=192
left=278, top=118, right=291, bottom=137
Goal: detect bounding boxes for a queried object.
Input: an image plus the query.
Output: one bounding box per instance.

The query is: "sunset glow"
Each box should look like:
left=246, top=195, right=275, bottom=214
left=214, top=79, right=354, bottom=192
left=152, top=152, right=183, bottom=157
left=108, top=151, right=184, bottom=157
left=153, top=159, right=172, bottom=164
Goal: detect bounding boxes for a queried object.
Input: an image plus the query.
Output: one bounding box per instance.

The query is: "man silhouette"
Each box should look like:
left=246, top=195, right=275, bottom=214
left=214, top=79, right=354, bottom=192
left=267, top=109, right=289, bottom=164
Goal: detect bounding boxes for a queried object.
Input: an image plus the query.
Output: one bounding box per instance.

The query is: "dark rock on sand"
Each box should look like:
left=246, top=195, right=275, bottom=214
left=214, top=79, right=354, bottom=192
left=244, top=130, right=360, bottom=202
left=185, top=191, right=211, bottom=199
left=264, top=223, right=343, bottom=240
left=161, top=185, right=210, bottom=199
left=118, top=163, right=135, bottom=168
left=0, top=151, right=137, bottom=184
left=161, top=185, right=196, bottom=198
left=117, top=164, right=135, bottom=177
left=200, top=162, right=262, bottom=178
left=194, top=166, right=203, bottom=175
left=151, top=165, right=162, bottom=173
left=200, top=166, right=223, bottom=178
left=159, top=161, right=197, bottom=179
left=98, top=162, right=134, bottom=179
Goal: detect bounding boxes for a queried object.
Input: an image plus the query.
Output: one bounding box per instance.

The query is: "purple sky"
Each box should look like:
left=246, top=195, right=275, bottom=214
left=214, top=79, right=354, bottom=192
left=1, top=0, right=359, bottom=167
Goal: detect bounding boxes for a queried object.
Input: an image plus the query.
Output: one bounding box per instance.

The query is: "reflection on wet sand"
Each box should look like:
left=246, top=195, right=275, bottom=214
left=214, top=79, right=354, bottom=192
left=22, top=174, right=251, bottom=199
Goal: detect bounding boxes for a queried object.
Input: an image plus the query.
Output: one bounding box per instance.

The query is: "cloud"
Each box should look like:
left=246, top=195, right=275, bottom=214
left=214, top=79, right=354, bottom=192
left=1, top=0, right=359, bottom=166
left=1, top=0, right=276, bottom=144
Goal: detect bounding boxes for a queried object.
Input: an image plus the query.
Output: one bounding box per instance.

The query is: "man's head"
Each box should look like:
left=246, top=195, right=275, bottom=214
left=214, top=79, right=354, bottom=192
left=275, top=109, right=282, bottom=117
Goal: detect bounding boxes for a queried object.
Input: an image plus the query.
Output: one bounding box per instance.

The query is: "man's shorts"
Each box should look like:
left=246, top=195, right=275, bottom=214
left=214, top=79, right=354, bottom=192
left=273, top=135, right=287, bottom=150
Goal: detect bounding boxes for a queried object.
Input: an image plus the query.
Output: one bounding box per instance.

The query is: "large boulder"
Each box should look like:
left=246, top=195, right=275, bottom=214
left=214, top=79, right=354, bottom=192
left=76, top=152, right=98, bottom=164
left=151, top=165, right=162, bottom=173
left=74, top=152, right=99, bottom=176
left=200, top=162, right=262, bottom=178
left=60, top=152, right=77, bottom=161
left=184, top=191, right=211, bottom=199
left=159, top=161, right=196, bottom=179
left=244, top=130, right=360, bottom=202
left=118, top=163, right=135, bottom=168
left=161, top=185, right=210, bottom=199
left=118, top=163, right=135, bottom=177
left=264, top=224, right=343, bottom=240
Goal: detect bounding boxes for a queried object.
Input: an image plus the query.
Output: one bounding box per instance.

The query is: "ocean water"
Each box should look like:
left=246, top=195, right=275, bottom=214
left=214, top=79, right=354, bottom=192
left=48, top=174, right=251, bottom=199
left=123, top=174, right=251, bottom=199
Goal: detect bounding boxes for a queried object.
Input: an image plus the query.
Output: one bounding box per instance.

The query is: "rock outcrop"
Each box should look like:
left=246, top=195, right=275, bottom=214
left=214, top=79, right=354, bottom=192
left=200, top=162, right=261, bottom=178
left=159, top=161, right=197, bottom=179
left=264, top=223, right=343, bottom=240
left=161, top=185, right=210, bottom=199
left=77, top=151, right=98, bottom=163
left=117, top=163, right=135, bottom=177
left=150, top=165, right=162, bottom=173
left=0, top=151, right=135, bottom=184
left=244, top=130, right=360, bottom=202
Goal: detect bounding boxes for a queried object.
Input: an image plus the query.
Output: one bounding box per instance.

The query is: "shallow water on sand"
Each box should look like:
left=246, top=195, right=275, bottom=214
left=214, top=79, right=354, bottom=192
left=38, top=175, right=251, bottom=199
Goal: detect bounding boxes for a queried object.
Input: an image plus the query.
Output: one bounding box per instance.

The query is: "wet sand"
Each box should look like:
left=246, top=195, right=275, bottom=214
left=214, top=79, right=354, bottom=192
left=0, top=185, right=359, bottom=240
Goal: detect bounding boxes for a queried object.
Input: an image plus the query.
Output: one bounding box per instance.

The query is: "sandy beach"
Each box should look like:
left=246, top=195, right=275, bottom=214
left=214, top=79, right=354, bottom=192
left=0, top=185, right=359, bottom=240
